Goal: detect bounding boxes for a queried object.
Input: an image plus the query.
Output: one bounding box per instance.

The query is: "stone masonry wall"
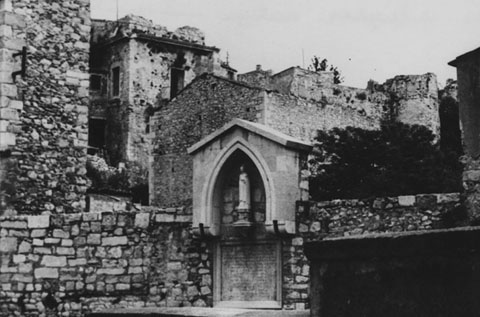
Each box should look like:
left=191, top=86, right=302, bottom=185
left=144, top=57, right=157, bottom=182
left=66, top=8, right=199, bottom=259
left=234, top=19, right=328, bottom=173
left=0, top=208, right=212, bottom=316
left=0, top=0, right=25, bottom=217
left=1, top=0, right=91, bottom=215
left=384, top=73, right=440, bottom=137
left=264, top=87, right=386, bottom=142
left=297, top=192, right=462, bottom=241
left=150, top=74, right=263, bottom=207
left=278, top=192, right=463, bottom=311
left=90, top=15, right=222, bottom=177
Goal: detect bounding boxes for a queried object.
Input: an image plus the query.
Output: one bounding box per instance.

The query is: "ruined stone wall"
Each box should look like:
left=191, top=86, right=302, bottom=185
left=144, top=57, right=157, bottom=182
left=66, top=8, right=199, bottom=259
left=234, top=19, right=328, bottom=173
left=237, top=66, right=273, bottom=89
left=126, top=39, right=216, bottom=171
left=264, top=87, right=385, bottom=142
left=0, top=208, right=212, bottom=316
left=238, top=67, right=440, bottom=143
left=270, top=67, right=334, bottom=99
left=384, top=73, right=440, bottom=137
left=0, top=0, right=91, bottom=215
left=150, top=75, right=263, bottom=207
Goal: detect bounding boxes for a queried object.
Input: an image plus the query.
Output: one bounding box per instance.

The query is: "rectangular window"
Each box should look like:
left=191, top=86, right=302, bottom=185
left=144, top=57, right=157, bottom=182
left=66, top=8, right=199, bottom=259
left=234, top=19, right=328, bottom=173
left=112, top=66, right=120, bottom=97
left=170, top=68, right=185, bottom=99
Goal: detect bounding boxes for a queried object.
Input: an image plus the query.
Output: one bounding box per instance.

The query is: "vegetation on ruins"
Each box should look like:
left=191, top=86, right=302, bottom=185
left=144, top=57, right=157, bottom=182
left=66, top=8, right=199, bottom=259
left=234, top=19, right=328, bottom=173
left=309, top=122, right=463, bottom=200
left=309, top=56, right=344, bottom=84
left=86, top=155, right=149, bottom=205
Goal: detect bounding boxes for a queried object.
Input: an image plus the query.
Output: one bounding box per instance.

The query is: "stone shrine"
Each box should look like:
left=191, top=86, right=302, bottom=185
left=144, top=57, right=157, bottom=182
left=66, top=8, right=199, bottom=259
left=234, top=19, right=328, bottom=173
left=188, top=119, right=312, bottom=308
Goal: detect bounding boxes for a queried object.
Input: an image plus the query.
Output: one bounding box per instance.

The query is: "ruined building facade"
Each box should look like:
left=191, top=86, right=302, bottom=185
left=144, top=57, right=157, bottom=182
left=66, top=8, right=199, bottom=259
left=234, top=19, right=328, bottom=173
left=0, top=0, right=469, bottom=316
left=88, top=15, right=235, bottom=197
left=151, top=66, right=440, bottom=206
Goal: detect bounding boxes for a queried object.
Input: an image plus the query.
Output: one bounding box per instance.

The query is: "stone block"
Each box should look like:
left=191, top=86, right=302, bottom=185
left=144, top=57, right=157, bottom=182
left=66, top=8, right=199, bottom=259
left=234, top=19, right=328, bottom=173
left=33, top=247, right=51, bottom=254
left=0, top=131, right=14, bottom=147
left=34, top=268, right=58, bottom=279
left=9, top=100, right=22, bottom=110
left=398, top=195, right=416, bottom=206
left=0, top=119, right=8, bottom=131
left=175, top=215, right=192, bottom=222
left=96, top=268, right=125, bottom=275
left=61, top=239, right=73, bottom=246
left=40, top=255, right=67, bottom=267
left=0, top=83, right=17, bottom=96
left=0, top=220, right=26, bottom=229
left=436, top=193, right=461, bottom=204
left=52, top=229, right=69, bottom=239
left=0, top=237, right=16, bottom=252
left=0, top=12, right=26, bottom=28
left=18, top=241, right=31, bottom=253
left=0, top=71, right=12, bottom=83
left=102, top=236, right=128, bottom=246
left=56, top=247, right=75, bottom=255
left=0, top=25, right=12, bottom=37
left=155, top=214, right=175, bottom=222
left=116, top=283, right=130, bottom=290
left=30, top=229, right=46, bottom=238
left=464, top=170, right=480, bottom=182
left=167, top=262, right=182, bottom=271
left=27, top=215, right=50, bottom=228
left=66, top=70, right=89, bottom=80
left=135, top=212, right=150, bottom=228
left=83, top=213, right=100, bottom=221
left=68, top=258, right=87, bottom=266
left=44, top=238, right=60, bottom=245
left=128, top=266, right=143, bottom=274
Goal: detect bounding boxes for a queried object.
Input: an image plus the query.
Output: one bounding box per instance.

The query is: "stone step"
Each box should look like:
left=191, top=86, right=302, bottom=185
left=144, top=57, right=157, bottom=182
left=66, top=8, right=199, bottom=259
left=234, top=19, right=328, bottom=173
left=87, top=307, right=310, bottom=317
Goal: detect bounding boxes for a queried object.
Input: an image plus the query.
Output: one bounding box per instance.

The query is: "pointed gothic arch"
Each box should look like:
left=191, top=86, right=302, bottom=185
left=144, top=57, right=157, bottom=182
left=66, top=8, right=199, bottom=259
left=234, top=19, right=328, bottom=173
left=198, top=137, right=276, bottom=236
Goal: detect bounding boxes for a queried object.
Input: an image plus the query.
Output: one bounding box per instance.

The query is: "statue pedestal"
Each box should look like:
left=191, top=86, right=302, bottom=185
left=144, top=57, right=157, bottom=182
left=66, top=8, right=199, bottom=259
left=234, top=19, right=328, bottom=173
left=233, top=208, right=253, bottom=227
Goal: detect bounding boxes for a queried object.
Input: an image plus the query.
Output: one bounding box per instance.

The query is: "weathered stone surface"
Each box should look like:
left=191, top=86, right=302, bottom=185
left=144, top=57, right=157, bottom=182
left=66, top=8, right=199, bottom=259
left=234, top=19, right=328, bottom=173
left=135, top=212, right=150, bottom=228
left=0, top=237, right=16, bottom=252
left=34, top=268, right=58, bottom=279
left=40, top=255, right=67, bottom=267
left=102, top=236, right=128, bottom=246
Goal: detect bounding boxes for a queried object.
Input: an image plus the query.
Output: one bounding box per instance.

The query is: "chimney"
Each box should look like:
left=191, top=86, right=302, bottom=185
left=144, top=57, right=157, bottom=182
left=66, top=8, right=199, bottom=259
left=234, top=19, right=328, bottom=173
left=256, top=64, right=262, bottom=71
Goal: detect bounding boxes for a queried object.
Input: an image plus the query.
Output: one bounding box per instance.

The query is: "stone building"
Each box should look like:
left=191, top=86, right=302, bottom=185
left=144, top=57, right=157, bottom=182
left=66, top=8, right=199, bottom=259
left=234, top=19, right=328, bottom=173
left=0, top=0, right=469, bottom=315
left=88, top=15, right=235, bottom=199
left=151, top=66, right=440, bottom=207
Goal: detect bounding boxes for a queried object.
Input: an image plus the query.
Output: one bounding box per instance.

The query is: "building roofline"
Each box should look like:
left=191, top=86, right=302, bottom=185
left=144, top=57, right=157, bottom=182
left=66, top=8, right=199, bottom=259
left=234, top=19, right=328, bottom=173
left=448, top=46, right=480, bottom=67
left=187, top=118, right=312, bottom=155
left=92, top=33, right=220, bottom=54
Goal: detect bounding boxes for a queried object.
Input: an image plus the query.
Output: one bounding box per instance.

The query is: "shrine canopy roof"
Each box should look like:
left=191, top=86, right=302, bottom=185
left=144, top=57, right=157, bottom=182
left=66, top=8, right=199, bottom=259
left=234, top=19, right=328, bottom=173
left=187, top=119, right=313, bottom=155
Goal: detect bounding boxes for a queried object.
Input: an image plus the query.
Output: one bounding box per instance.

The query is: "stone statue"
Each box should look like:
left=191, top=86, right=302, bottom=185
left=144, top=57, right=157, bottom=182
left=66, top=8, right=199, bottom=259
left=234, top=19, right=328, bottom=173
left=237, top=165, right=250, bottom=211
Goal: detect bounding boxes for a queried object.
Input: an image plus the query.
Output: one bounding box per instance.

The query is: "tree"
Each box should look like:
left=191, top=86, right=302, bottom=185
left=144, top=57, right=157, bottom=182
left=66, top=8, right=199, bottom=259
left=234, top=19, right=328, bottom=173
left=309, top=56, right=344, bottom=84
left=309, top=122, right=463, bottom=201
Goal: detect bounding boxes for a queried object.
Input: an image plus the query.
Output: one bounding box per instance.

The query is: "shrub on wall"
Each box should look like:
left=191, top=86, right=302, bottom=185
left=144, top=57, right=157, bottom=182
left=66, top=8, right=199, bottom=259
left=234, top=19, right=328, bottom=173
left=309, top=122, right=463, bottom=201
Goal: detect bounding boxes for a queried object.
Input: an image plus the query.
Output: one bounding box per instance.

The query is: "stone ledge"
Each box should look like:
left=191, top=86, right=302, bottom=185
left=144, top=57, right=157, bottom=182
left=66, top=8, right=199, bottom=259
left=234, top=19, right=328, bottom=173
left=87, top=307, right=309, bottom=317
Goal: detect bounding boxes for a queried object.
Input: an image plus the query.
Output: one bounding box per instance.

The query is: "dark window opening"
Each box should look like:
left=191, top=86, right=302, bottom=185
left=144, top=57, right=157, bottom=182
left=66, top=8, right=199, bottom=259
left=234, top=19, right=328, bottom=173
left=170, top=67, right=185, bottom=99
left=88, top=119, right=106, bottom=155
left=228, top=71, right=234, bottom=80
left=90, top=74, right=102, bottom=91
left=112, top=66, right=120, bottom=97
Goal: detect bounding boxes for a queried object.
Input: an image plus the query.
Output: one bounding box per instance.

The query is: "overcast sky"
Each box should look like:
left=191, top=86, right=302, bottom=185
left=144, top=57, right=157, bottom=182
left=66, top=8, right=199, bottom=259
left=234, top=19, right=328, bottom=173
left=91, top=0, right=480, bottom=88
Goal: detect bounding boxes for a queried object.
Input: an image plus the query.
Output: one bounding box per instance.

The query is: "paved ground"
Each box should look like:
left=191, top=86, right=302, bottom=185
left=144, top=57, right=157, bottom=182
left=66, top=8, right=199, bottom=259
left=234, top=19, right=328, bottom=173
left=87, top=307, right=310, bottom=317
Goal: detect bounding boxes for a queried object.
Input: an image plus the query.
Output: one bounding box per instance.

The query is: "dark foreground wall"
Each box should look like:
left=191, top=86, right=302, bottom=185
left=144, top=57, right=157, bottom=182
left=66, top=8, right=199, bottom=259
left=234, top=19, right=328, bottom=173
left=305, top=227, right=480, bottom=317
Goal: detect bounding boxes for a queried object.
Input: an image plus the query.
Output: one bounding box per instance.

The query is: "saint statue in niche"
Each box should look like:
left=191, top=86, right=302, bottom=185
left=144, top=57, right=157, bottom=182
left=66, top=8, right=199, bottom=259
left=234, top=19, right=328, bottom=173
left=237, top=165, right=251, bottom=211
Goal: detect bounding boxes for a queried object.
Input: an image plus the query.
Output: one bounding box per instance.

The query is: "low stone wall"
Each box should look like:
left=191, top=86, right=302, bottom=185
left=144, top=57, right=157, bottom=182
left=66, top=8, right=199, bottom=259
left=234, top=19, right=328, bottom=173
left=0, top=208, right=211, bottom=317
left=297, top=192, right=462, bottom=240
